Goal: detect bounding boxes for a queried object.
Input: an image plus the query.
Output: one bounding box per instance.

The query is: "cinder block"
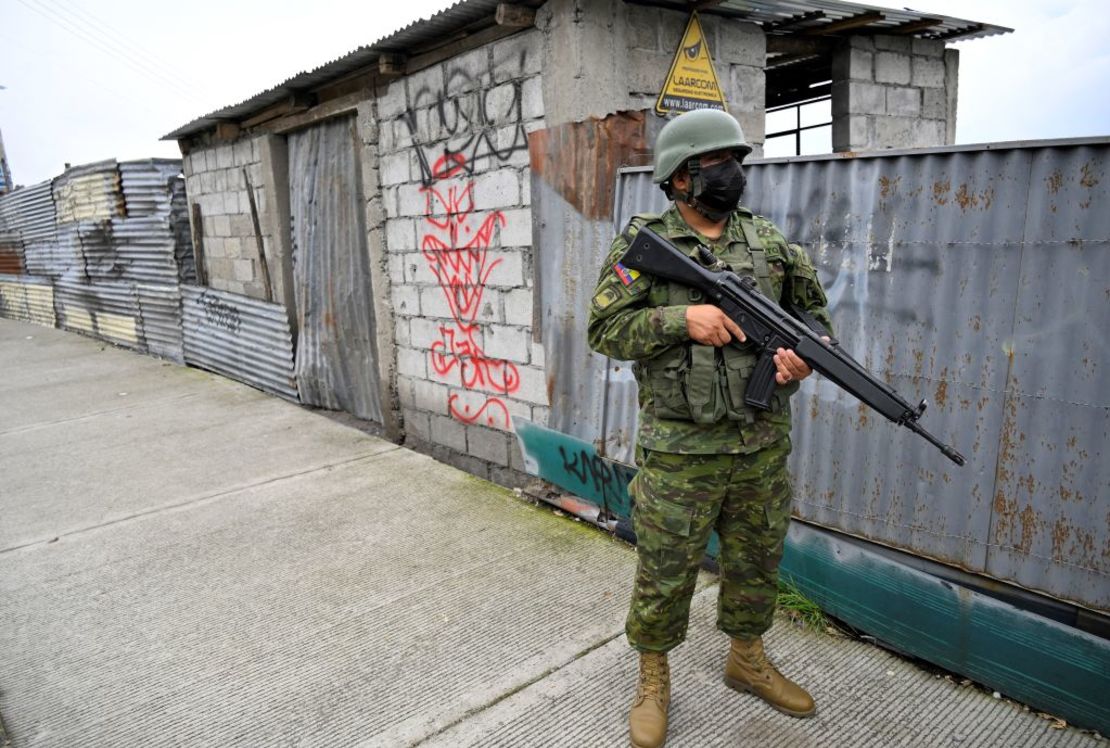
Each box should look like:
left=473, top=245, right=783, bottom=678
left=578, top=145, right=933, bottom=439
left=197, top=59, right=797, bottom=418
left=230, top=214, right=254, bottom=237
left=515, top=364, right=549, bottom=405
left=378, top=79, right=408, bottom=120
left=912, top=56, right=946, bottom=89
left=494, top=128, right=532, bottom=167
left=473, top=170, right=520, bottom=210
left=482, top=250, right=524, bottom=287
left=849, top=80, right=887, bottom=114
left=886, top=87, right=921, bottom=117
left=406, top=253, right=439, bottom=286
left=390, top=283, right=422, bottom=316
left=386, top=217, right=417, bottom=251
left=356, top=100, right=378, bottom=144
left=503, top=288, right=533, bottom=327
left=233, top=140, right=252, bottom=166
left=921, top=87, right=947, bottom=119
left=913, top=118, right=946, bottom=147
left=222, top=192, right=239, bottom=216
left=430, top=414, right=467, bottom=452
left=212, top=215, right=231, bottom=238
left=874, top=53, right=911, bottom=85
left=397, top=183, right=430, bottom=217
left=873, top=116, right=916, bottom=147
left=393, top=317, right=411, bottom=347
left=485, top=82, right=520, bottom=127
left=418, top=286, right=452, bottom=319
left=832, top=47, right=873, bottom=82
left=492, top=29, right=544, bottom=83
left=832, top=115, right=872, bottom=152
left=224, top=279, right=246, bottom=296
left=846, top=35, right=875, bottom=51
left=521, top=76, right=544, bottom=121
left=396, top=346, right=427, bottom=379
left=379, top=151, right=411, bottom=186
left=521, top=172, right=531, bottom=207
left=447, top=47, right=491, bottom=95
left=531, top=404, right=551, bottom=426
left=216, top=145, right=234, bottom=170
left=499, top=207, right=533, bottom=247
left=412, top=379, right=449, bottom=415
left=475, top=288, right=502, bottom=324
left=409, top=315, right=443, bottom=346
left=530, top=342, right=545, bottom=370
left=396, top=375, right=416, bottom=408
left=232, top=258, right=255, bottom=282
left=715, top=20, right=765, bottom=68
left=874, top=35, right=912, bottom=53
left=388, top=253, right=407, bottom=285
left=912, top=38, right=946, bottom=57
left=466, top=424, right=510, bottom=465
left=409, top=63, right=446, bottom=108
left=728, top=64, right=764, bottom=108
left=482, top=324, right=529, bottom=362
left=402, top=408, right=432, bottom=441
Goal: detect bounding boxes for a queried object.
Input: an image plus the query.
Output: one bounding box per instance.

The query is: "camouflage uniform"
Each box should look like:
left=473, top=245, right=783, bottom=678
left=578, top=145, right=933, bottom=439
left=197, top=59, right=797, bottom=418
left=587, top=205, right=832, bottom=652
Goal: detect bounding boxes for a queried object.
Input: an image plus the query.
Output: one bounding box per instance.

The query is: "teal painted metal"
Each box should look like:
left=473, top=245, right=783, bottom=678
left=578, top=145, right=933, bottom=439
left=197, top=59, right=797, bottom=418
left=512, top=418, right=1110, bottom=735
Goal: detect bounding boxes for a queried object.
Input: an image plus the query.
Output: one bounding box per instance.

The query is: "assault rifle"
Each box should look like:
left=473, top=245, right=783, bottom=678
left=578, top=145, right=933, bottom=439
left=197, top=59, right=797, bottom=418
left=618, top=227, right=966, bottom=466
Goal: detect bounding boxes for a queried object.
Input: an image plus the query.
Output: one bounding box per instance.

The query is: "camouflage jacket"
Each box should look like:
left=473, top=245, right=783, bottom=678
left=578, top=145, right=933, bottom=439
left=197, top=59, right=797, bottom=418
left=586, top=205, right=833, bottom=455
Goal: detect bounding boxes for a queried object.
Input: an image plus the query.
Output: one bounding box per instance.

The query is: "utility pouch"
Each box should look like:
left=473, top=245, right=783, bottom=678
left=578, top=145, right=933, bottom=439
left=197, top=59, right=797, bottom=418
left=722, top=345, right=758, bottom=424
left=648, top=345, right=692, bottom=420
left=685, top=344, right=726, bottom=425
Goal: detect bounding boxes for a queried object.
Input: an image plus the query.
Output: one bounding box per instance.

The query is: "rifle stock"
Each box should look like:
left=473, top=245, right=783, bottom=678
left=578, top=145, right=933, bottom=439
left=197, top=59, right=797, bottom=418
left=618, top=226, right=966, bottom=466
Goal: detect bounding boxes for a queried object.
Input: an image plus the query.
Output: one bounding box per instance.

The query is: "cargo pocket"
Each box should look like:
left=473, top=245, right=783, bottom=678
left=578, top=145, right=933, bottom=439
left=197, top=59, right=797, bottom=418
left=685, top=344, right=726, bottom=425
left=722, top=345, right=757, bottom=423
left=648, top=346, right=691, bottom=420
left=637, top=491, right=697, bottom=578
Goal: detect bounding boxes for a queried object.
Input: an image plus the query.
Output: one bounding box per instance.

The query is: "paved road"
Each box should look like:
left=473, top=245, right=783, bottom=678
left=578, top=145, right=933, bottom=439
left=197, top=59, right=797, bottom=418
left=0, top=318, right=1101, bottom=747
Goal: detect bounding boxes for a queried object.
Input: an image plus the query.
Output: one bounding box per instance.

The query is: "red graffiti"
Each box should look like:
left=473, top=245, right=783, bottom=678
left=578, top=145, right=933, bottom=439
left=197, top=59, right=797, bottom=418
left=420, top=154, right=520, bottom=429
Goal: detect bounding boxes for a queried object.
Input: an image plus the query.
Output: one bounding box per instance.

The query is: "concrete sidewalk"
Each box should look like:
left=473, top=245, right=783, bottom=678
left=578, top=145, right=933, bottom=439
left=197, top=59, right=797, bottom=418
left=0, top=318, right=1101, bottom=747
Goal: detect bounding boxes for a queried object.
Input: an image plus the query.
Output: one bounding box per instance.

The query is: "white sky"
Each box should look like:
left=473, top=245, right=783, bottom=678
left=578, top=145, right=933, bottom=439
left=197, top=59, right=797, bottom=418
left=2, top=0, right=1108, bottom=185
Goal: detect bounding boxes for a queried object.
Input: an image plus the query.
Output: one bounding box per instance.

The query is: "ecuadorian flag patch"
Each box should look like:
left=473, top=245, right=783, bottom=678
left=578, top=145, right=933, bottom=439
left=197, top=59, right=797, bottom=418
left=613, top=261, right=641, bottom=286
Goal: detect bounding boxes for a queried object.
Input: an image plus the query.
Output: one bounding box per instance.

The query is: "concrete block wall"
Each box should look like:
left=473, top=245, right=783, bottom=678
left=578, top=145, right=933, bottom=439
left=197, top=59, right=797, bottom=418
left=831, top=35, right=959, bottom=152
left=374, top=29, right=547, bottom=480
left=538, top=0, right=765, bottom=156
left=182, top=138, right=272, bottom=299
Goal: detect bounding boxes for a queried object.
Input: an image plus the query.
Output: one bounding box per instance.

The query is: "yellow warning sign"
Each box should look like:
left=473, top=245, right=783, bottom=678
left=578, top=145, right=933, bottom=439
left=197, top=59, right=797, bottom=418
left=655, top=12, right=727, bottom=116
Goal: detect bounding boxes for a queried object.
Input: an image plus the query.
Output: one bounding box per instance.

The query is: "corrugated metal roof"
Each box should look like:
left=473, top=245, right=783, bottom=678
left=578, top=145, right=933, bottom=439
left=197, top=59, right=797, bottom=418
left=715, top=0, right=1010, bottom=41
left=164, top=0, right=1009, bottom=141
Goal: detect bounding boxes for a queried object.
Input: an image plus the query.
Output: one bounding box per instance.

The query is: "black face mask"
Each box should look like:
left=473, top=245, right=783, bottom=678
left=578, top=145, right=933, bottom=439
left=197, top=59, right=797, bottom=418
left=687, top=157, right=745, bottom=221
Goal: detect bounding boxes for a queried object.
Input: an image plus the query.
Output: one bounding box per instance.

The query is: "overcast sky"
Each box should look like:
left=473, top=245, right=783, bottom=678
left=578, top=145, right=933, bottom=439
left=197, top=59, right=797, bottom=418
left=2, top=0, right=1108, bottom=185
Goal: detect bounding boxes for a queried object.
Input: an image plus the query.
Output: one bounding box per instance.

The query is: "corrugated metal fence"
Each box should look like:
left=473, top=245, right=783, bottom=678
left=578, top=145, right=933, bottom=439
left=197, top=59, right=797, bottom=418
left=587, top=138, right=1107, bottom=613
left=0, top=157, right=300, bottom=402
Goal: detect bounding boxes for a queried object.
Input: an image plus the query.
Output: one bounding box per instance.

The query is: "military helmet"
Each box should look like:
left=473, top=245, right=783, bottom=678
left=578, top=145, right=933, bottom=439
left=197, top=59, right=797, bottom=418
left=652, top=109, right=752, bottom=184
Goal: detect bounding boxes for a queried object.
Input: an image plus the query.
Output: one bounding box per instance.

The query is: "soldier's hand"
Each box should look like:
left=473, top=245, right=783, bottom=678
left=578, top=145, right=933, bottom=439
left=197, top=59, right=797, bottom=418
left=773, top=344, right=825, bottom=385
left=685, top=305, right=746, bottom=347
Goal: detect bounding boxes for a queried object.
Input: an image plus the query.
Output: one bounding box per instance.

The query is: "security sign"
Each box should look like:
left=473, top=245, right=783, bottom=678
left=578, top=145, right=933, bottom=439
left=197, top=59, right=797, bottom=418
left=655, top=12, right=727, bottom=116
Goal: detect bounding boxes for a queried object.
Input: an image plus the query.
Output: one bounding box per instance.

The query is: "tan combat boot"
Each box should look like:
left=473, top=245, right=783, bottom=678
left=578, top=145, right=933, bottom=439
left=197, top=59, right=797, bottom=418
left=724, top=637, right=816, bottom=717
left=629, top=651, right=670, bottom=748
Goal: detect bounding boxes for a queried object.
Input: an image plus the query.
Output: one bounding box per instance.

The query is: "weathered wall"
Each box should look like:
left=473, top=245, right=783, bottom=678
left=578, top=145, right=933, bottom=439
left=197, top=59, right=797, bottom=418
left=182, top=139, right=274, bottom=300
left=375, top=30, right=546, bottom=480
left=539, top=0, right=766, bottom=153
left=831, top=35, right=959, bottom=152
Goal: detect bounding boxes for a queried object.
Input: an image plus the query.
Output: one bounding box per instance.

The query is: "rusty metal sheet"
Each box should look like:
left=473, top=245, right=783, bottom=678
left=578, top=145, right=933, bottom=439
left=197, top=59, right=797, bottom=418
left=601, top=138, right=1108, bottom=612
left=288, top=117, right=382, bottom=422
left=181, top=284, right=298, bottom=401
left=0, top=233, right=23, bottom=274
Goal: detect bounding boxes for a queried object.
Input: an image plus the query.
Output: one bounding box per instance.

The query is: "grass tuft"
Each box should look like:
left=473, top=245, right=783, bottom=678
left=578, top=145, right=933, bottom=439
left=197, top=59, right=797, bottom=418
left=776, top=575, right=830, bottom=632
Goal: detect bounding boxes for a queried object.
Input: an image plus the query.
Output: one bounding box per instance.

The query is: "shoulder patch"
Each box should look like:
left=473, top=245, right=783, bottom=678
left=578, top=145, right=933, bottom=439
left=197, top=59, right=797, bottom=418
left=613, top=261, right=641, bottom=286
left=593, top=285, right=622, bottom=311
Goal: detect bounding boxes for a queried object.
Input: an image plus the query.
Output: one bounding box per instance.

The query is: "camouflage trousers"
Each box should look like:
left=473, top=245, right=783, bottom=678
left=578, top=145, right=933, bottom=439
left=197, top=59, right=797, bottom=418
left=626, top=438, right=793, bottom=652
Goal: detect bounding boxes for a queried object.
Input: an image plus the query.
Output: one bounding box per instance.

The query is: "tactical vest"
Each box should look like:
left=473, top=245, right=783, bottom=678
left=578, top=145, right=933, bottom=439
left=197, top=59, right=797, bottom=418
left=631, top=212, right=794, bottom=426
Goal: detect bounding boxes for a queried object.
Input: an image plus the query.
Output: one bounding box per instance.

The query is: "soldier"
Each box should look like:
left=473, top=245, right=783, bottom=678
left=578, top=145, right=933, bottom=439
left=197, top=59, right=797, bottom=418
left=587, top=108, right=833, bottom=748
